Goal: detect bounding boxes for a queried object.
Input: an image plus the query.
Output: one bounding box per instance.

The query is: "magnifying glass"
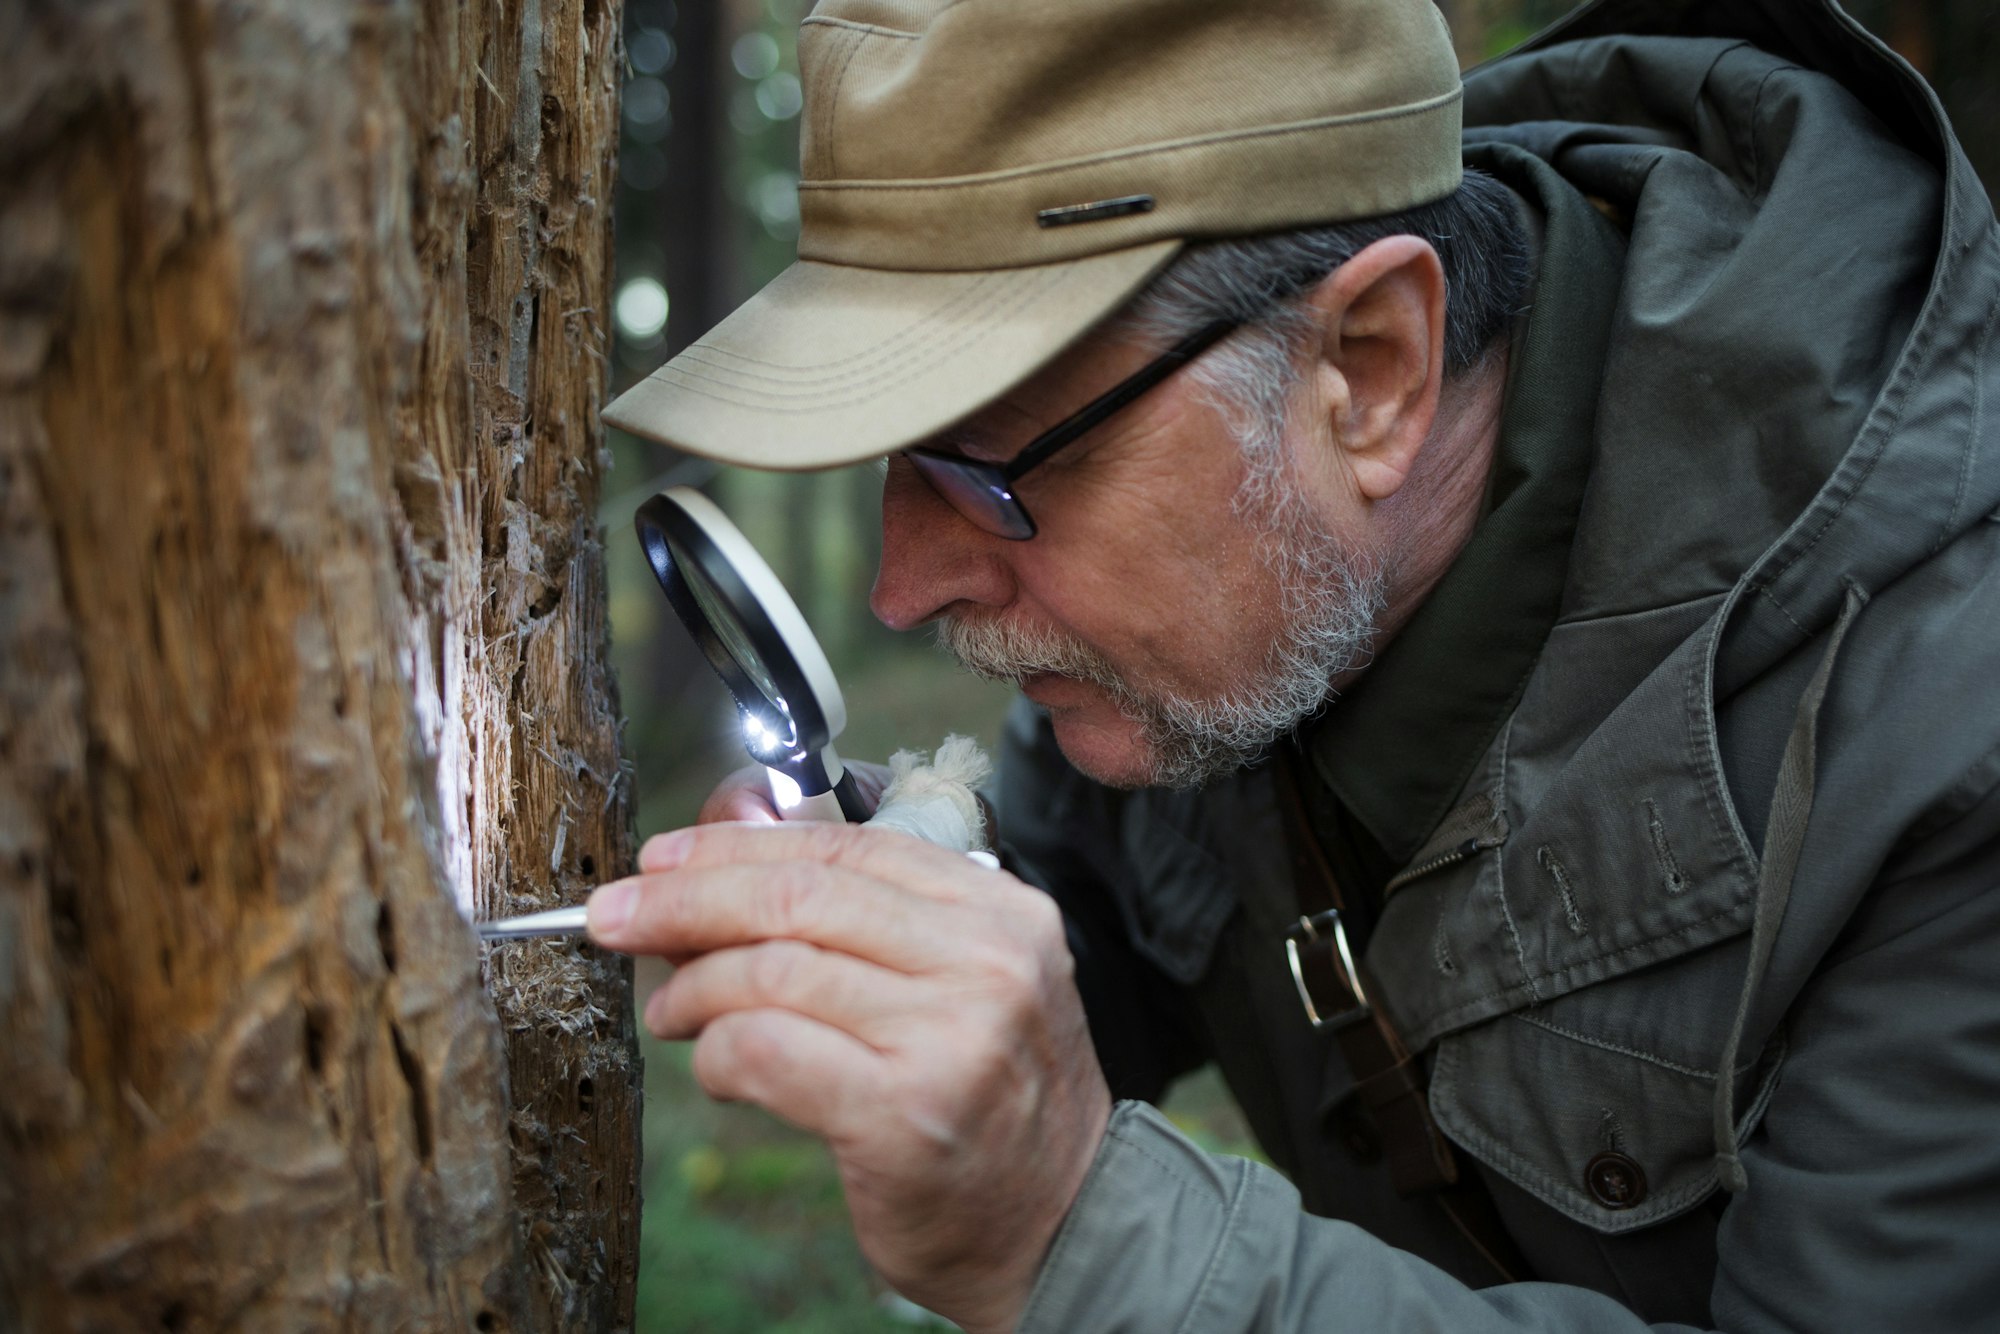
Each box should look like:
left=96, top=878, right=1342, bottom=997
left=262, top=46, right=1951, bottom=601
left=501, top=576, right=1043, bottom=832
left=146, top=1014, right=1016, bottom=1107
left=633, top=486, right=868, bottom=825
left=476, top=484, right=981, bottom=941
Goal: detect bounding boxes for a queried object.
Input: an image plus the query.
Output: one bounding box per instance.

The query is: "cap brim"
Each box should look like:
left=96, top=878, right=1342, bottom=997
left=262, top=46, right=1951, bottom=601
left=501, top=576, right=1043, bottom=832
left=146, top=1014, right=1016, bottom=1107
left=602, top=240, right=1181, bottom=470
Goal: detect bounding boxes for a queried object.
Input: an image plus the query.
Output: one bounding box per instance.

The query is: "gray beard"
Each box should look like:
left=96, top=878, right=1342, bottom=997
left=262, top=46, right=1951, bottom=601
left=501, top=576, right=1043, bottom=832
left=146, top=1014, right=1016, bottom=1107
left=933, top=477, right=1385, bottom=789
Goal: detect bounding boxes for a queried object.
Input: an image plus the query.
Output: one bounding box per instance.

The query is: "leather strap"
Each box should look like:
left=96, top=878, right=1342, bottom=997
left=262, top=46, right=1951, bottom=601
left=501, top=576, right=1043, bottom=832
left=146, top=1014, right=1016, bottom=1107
left=1274, top=752, right=1531, bottom=1284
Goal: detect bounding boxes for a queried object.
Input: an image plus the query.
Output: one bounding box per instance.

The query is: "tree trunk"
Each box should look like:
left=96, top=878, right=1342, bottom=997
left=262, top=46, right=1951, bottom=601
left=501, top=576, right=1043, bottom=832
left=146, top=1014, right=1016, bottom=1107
left=0, top=1, right=640, bottom=1330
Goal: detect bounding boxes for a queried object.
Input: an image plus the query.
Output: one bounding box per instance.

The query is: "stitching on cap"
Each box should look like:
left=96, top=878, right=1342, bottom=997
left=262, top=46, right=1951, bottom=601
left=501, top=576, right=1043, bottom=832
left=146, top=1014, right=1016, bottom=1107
left=665, top=265, right=1064, bottom=389
left=805, top=23, right=867, bottom=180
left=821, top=24, right=870, bottom=182
left=798, top=87, right=1461, bottom=194
left=799, top=16, right=921, bottom=39
left=649, top=271, right=1064, bottom=413
left=803, top=27, right=833, bottom=180
left=672, top=271, right=1024, bottom=382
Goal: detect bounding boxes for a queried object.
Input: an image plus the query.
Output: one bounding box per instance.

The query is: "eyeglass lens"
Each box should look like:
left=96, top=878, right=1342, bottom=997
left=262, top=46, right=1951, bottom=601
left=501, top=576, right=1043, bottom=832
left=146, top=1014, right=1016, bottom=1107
left=905, top=450, right=1037, bottom=540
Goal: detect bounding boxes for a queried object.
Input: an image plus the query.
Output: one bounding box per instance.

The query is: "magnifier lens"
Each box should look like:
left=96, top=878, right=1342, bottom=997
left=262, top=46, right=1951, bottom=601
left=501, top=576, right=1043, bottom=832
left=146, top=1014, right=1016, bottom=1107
left=638, top=486, right=860, bottom=821
left=665, top=528, right=792, bottom=725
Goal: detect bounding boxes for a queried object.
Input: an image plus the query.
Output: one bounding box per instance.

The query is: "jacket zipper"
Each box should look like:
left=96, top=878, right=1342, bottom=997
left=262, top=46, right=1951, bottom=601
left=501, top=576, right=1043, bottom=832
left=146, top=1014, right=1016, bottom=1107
left=1382, top=830, right=1507, bottom=899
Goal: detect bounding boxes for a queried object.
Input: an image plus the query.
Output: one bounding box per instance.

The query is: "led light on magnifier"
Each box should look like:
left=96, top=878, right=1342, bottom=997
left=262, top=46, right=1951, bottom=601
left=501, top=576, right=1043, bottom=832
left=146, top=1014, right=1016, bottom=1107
left=741, top=704, right=800, bottom=760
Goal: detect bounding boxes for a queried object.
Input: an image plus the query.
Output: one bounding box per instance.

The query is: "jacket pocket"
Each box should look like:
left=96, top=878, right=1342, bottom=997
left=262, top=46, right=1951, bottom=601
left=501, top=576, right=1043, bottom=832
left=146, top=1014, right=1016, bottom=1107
left=1360, top=594, right=1787, bottom=1231
left=1427, top=933, right=1785, bottom=1233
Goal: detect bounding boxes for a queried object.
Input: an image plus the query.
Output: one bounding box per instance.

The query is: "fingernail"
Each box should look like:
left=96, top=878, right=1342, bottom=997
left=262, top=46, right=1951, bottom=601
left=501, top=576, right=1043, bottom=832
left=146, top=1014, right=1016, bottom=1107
left=639, top=830, right=693, bottom=872
left=587, top=882, right=637, bottom=940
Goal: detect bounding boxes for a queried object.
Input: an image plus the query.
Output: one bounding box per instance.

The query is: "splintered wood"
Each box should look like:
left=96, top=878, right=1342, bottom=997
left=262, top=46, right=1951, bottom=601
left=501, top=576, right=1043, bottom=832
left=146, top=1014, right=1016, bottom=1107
left=0, top=1, right=640, bottom=1330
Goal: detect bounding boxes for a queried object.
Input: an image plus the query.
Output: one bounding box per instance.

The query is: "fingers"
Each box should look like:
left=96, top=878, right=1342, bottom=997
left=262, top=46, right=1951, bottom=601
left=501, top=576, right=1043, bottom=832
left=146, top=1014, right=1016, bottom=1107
left=643, top=824, right=740, bottom=875
left=592, top=857, right=971, bottom=973
left=638, top=819, right=1000, bottom=902
left=602, top=802, right=1109, bottom=1334
left=689, top=1007, right=885, bottom=1140
left=646, top=939, right=914, bottom=1044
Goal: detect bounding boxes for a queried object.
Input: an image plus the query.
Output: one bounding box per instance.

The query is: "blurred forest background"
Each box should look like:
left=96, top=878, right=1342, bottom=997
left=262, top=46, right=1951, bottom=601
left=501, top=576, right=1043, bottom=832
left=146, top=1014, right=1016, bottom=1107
left=601, top=2, right=1998, bottom=1328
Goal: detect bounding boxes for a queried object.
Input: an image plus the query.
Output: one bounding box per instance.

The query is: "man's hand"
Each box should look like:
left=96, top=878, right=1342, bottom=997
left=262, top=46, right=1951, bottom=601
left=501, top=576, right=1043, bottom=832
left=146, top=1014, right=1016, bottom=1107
left=696, top=759, right=895, bottom=824
left=586, top=822, right=1110, bottom=1333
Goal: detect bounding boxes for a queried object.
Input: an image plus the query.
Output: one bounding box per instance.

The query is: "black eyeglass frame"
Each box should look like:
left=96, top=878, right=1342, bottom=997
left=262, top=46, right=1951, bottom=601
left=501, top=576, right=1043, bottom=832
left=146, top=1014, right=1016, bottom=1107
left=904, top=316, right=1241, bottom=540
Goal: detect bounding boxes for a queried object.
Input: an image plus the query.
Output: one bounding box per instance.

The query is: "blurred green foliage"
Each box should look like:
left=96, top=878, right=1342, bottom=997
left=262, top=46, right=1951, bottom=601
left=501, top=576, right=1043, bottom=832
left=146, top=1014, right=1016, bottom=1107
left=634, top=1042, right=899, bottom=1331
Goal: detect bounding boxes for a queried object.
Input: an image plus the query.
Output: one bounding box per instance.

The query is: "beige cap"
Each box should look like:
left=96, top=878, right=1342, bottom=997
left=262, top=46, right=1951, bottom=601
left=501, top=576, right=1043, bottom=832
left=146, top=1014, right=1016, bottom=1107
left=604, top=0, right=1464, bottom=470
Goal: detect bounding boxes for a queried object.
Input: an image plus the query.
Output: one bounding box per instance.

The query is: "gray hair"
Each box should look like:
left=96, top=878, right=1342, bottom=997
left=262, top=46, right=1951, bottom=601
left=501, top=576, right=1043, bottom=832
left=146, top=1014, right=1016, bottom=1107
left=1117, top=168, right=1532, bottom=495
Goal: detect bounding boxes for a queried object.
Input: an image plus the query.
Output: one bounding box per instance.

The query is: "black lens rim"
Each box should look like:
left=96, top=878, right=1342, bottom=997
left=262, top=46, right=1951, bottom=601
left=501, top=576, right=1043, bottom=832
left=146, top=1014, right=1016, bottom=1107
left=633, top=492, right=832, bottom=761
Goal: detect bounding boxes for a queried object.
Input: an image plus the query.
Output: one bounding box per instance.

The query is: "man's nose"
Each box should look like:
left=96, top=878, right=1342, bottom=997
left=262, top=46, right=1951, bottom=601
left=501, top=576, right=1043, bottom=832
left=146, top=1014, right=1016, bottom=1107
left=870, top=457, right=1016, bottom=631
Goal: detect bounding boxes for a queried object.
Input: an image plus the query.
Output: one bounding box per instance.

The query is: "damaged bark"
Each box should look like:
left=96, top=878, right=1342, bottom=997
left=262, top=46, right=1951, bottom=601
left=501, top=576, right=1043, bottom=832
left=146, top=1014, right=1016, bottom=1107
left=0, top=1, right=639, bottom=1330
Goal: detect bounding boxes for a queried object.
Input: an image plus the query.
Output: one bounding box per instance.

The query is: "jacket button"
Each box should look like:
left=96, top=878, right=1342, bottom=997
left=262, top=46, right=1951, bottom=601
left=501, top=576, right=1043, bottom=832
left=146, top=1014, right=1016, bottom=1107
left=1585, top=1151, right=1647, bottom=1210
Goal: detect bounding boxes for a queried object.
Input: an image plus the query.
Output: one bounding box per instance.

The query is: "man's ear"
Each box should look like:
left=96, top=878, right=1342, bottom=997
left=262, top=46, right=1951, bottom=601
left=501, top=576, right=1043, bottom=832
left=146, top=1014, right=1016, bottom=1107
left=1302, top=235, right=1447, bottom=503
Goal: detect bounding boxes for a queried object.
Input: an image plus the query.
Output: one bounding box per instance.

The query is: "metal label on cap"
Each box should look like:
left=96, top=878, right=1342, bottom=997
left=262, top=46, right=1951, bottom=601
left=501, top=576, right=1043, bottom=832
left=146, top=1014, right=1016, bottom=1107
left=1035, top=194, right=1156, bottom=228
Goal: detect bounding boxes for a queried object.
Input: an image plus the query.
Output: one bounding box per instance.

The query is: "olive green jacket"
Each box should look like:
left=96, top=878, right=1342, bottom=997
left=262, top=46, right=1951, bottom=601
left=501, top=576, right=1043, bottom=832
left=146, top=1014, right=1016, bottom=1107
left=999, top=1, right=2000, bottom=1328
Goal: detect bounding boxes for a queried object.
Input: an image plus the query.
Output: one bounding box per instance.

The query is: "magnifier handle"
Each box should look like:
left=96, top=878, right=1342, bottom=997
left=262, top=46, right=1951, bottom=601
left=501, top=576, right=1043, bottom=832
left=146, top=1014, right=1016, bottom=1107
left=831, top=770, right=871, bottom=822
left=767, top=760, right=864, bottom=823
left=778, top=786, right=848, bottom=823
left=766, top=764, right=862, bottom=823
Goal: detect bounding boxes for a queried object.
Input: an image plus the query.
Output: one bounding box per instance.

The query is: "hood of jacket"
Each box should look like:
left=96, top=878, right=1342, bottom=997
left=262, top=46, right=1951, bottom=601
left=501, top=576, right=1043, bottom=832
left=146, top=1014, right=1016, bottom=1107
left=1464, top=0, right=1998, bottom=677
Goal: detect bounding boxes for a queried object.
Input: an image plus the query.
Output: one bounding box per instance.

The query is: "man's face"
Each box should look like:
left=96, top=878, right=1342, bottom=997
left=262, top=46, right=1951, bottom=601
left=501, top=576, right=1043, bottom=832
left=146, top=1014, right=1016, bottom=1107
left=870, top=329, right=1385, bottom=789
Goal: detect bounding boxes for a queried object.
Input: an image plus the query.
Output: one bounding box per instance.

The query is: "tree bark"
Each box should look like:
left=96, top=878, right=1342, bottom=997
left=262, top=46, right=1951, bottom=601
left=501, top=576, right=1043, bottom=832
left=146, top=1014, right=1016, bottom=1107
left=0, top=1, right=640, bottom=1330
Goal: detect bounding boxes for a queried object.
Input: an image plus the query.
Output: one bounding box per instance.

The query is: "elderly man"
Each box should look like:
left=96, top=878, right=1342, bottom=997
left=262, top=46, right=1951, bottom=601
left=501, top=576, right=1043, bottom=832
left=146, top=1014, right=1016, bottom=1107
left=591, top=0, right=2000, bottom=1328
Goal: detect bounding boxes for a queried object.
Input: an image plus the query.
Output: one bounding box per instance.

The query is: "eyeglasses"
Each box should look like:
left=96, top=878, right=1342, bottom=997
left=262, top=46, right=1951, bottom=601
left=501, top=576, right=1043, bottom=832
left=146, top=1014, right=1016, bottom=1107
left=904, top=317, right=1240, bottom=540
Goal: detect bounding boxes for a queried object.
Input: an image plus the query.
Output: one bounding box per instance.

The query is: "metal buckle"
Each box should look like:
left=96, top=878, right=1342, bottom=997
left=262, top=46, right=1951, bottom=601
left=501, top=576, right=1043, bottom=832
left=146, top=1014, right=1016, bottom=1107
left=1284, top=909, right=1371, bottom=1030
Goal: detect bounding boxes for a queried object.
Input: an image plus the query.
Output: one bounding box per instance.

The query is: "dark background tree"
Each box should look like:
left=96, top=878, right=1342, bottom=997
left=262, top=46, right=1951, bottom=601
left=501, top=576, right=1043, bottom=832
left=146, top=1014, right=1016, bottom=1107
left=0, top=1, right=640, bottom=1329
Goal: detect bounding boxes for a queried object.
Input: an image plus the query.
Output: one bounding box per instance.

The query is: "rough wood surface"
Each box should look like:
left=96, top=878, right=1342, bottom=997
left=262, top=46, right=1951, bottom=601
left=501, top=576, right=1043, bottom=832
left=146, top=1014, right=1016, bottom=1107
left=0, top=1, right=639, bottom=1329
